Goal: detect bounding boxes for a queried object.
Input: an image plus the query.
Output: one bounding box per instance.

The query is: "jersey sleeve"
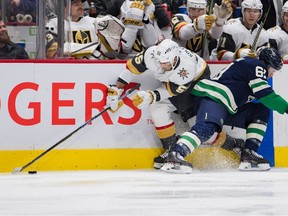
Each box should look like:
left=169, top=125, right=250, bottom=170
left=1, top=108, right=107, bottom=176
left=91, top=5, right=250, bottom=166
left=152, top=81, right=193, bottom=102
left=258, top=92, right=288, bottom=114
left=117, top=49, right=149, bottom=84
left=171, top=14, right=188, bottom=39
left=171, top=14, right=199, bottom=41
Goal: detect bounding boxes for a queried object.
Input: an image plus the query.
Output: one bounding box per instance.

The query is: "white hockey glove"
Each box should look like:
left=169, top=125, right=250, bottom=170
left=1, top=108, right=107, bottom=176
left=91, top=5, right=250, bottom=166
left=194, top=14, right=217, bottom=32
left=123, top=1, right=145, bottom=29
left=106, top=85, right=124, bottom=111
left=143, top=0, right=155, bottom=22
left=132, top=90, right=156, bottom=109
left=234, top=48, right=257, bottom=59
left=213, top=0, right=232, bottom=26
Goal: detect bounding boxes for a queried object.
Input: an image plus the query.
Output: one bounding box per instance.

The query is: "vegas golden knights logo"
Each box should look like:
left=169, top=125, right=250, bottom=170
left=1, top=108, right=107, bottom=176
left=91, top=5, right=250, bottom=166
left=186, top=34, right=203, bottom=53
left=71, top=30, right=92, bottom=44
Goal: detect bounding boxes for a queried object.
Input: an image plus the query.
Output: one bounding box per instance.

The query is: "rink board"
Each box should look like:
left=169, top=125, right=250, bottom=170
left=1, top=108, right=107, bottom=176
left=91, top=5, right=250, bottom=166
left=0, top=60, right=287, bottom=172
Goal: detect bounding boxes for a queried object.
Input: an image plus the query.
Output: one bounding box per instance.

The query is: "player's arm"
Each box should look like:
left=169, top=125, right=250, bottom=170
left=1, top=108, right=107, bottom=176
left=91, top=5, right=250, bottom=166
left=171, top=14, right=216, bottom=41
left=132, top=81, right=193, bottom=110
left=171, top=14, right=194, bottom=41
left=247, top=64, right=288, bottom=114
left=209, top=0, right=232, bottom=40
left=106, top=49, right=149, bottom=111
left=258, top=92, right=288, bottom=114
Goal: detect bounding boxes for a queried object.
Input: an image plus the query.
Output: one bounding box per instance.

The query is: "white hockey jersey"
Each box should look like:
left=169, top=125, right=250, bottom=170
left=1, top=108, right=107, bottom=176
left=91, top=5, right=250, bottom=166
left=46, top=16, right=101, bottom=59
left=267, top=25, right=288, bottom=60
left=216, top=18, right=269, bottom=60
left=47, top=16, right=98, bottom=44
left=118, top=45, right=207, bottom=101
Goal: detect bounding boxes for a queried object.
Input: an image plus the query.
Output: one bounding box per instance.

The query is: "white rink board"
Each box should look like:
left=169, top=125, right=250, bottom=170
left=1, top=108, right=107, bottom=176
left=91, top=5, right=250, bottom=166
left=0, top=62, right=161, bottom=150
left=272, top=66, right=288, bottom=147
left=0, top=62, right=287, bottom=150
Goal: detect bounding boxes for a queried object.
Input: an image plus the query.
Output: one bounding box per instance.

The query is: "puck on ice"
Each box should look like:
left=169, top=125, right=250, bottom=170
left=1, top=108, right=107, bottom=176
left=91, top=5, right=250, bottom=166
left=28, top=171, right=37, bottom=174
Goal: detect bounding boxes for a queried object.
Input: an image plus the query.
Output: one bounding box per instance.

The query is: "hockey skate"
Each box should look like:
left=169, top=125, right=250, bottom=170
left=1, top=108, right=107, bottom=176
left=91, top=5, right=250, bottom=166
left=238, top=148, right=270, bottom=171
left=160, top=151, right=193, bottom=174
left=154, top=150, right=169, bottom=169
left=221, top=135, right=245, bottom=157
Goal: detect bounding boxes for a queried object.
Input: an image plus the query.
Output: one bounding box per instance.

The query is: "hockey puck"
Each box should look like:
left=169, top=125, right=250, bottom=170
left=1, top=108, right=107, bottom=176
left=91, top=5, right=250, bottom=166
left=28, top=171, right=37, bottom=174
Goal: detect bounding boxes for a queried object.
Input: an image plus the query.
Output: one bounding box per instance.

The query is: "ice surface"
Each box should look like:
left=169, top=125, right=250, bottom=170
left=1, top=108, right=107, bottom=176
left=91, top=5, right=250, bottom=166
left=0, top=169, right=288, bottom=215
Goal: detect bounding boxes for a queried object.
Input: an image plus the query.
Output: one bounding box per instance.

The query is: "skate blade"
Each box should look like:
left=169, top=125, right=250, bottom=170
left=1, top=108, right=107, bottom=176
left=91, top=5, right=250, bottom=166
left=160, top=162, right=193, bottom=174
left=238, top=162, right=271, bottom=171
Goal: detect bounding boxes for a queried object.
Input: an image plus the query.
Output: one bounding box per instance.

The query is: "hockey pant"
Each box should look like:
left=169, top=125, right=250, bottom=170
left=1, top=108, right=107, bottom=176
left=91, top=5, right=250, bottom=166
left=176, top=97, right=270, bottom=156
left=150, top=99, right=178, bottom=150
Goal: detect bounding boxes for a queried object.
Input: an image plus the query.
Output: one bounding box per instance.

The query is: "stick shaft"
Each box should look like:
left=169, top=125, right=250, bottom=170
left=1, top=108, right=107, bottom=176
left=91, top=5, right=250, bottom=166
left=200, top=0, right=214, bottom=58
left=70, top=41, right=99, bottom=54
left=251, top=2, right=271, bottom=52
left=14, top=83, right=140, bottom=173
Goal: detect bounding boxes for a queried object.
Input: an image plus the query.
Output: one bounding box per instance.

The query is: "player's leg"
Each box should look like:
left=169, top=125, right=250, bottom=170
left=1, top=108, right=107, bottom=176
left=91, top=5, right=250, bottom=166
left=150, top=100, right=178, bottom=169
left=161, top=97, right=227, bottom=173
left=225, top=103, right=271, bottom=171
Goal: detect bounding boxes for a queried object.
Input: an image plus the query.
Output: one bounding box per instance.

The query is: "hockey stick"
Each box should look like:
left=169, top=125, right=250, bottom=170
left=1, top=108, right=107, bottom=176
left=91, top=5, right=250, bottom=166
left=12, top=83, right=141, bottom=174
left=70, top=41, right=100, bottom=55
left=251, top=1, right=271, bottom=52
left=200, top=0, right=214, bottom=58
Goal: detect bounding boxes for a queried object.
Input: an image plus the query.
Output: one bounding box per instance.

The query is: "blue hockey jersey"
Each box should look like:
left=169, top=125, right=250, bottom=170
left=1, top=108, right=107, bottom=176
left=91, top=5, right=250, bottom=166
left=192, top=57, right=288, bottom=114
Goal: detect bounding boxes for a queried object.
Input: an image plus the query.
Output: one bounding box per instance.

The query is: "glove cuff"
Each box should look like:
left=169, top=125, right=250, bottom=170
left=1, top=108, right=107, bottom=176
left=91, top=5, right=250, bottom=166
left=108, top=85, right=123, bottom=97
left=234, top=48, right=245, bottom=60
left=193, top=17, right=201, bottom=32
left=147, top=90, right=156, bottom=104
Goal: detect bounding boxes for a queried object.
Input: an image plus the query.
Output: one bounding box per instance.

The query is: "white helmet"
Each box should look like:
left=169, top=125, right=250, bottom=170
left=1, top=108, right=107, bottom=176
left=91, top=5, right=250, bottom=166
left=281, top=1, right=288, bottom=22
left=154, top=39, right=179, bottom=65
left=241, top=0, right=263, bottom=18
left=187, top=0, right=207, bottom=9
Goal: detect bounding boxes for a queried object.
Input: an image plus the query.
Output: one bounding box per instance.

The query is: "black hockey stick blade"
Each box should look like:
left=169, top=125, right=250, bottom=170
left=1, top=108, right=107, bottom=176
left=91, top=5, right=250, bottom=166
left=12, top=83, right=141, bottom=174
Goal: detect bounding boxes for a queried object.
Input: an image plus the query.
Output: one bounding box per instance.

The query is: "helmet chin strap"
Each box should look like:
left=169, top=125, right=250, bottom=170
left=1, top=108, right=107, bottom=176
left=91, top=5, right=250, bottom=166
left=172, top=56, right=180, bottom=70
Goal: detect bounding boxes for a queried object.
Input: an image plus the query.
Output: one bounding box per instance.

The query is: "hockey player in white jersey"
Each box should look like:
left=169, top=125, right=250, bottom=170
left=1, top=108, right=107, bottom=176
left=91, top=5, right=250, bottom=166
left=215, top=0, right=269, bottom=60
left=45, top=0, right=125, bottom=59
left=118, top=0, right=158, bottom=59
left=267, top=2, right=288, bottom=61
left=106, top=39, right=211, bottom=169
left=171, top=0, right=232, bottom=60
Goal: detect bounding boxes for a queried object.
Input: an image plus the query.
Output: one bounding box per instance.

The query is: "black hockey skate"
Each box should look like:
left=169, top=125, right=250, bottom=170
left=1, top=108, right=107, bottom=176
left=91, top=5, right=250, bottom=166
left=154, top=135, right=180, bottom=169
left=153, top=150, right=169, bottom=169
left=238, top=148, right=270, bottom=171
left=160, top=151, right=193, bottom=174
left=221, top=135, right=245, bottom=157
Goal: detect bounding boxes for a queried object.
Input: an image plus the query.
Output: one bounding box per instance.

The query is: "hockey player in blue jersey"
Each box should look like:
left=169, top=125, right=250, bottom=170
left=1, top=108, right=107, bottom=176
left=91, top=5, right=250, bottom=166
left=161, top=47, right=288, bottom=173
